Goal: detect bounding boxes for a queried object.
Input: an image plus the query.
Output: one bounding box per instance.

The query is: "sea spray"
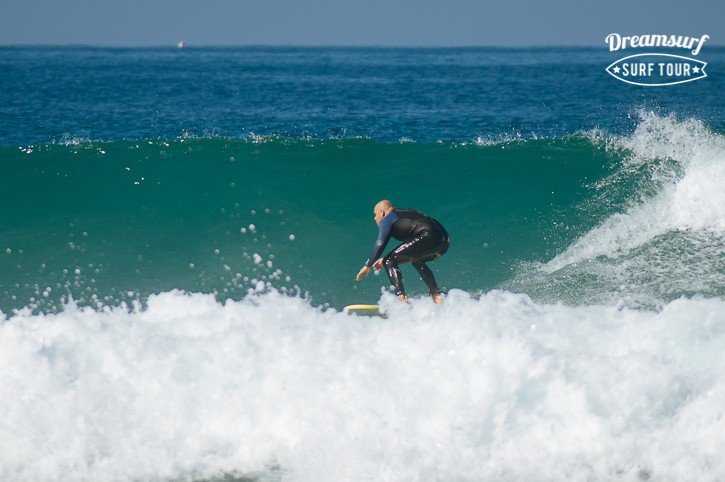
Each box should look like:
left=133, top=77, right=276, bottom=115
left=1, top=289, right=724, bottom=481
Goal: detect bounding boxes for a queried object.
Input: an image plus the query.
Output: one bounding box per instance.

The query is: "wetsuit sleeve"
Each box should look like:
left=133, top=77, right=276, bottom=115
left=365, top=212, right=398, bottom=267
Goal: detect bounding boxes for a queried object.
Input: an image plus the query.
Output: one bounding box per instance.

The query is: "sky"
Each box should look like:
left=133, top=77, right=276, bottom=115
left=0, top=0, right=723, bottom=47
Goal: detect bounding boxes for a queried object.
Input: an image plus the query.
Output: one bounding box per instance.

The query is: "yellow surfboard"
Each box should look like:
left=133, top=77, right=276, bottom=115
left=343, top=304, right=383, bottom=316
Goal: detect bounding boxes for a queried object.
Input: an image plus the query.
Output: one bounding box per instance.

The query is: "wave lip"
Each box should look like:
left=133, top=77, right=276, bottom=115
left=520, top=112, right=725, bottom=306
left=1, top=289, right=725, bottom=481
left=549, top=112, right=724, bottom=270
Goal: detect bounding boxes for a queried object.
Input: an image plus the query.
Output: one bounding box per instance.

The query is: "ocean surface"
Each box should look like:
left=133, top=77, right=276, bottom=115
left=1, top=46, right=724, bottom=481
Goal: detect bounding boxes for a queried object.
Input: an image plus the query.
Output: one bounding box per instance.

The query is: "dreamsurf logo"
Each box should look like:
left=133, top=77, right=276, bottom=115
left=605, top=33, right=709, bottom=86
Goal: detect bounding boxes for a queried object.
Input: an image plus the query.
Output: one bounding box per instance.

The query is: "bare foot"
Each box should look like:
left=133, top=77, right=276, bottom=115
left=397, top=294, right=409, bottom=303
left=432, top=293, right=443, bottom=304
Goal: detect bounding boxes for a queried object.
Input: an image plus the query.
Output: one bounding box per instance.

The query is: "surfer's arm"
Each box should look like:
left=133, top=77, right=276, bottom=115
left=365, top=212, right=398, bottom=267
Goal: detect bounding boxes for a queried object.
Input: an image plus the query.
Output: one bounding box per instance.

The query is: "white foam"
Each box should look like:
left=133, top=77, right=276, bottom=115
left=546, top=112, right=725, bottom=272
left=1, top=289, right=724, bottom=481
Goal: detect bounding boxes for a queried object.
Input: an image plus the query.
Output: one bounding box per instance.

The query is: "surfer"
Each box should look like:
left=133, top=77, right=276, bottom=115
left=355, top=200, right=450, bottom=303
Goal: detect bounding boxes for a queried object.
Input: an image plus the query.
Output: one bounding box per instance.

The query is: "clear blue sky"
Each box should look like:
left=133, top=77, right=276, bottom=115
left=1, top=0, right=723, bottom=46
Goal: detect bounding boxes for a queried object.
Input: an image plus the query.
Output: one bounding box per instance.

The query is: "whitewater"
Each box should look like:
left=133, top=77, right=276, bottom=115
left=1, top=289, right=723, bottom=482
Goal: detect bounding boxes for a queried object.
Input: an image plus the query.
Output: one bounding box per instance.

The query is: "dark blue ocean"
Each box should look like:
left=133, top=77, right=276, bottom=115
left=2, top=46, right=723, bottom=145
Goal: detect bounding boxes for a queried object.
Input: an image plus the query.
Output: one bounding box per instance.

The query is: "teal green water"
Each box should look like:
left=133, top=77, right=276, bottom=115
left=1, top=135, right=619, bottom=310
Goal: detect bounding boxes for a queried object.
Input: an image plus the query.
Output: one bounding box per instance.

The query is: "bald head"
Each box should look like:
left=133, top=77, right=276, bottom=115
left=373, top=199, right=395, bottom=225
left=374, top=199, right=393, bottom=212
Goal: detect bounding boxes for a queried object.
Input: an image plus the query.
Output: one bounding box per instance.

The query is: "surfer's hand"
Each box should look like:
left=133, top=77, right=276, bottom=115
left=372, top=258, right=384, bottom=270
left=356, top=266, right=370, bottom=281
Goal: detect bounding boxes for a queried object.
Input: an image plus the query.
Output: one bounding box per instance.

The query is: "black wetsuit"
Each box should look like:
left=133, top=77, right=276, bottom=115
left=365, top=208, right=450, bottom=297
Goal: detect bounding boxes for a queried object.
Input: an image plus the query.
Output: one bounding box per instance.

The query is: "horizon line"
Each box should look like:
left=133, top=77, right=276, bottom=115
left=3, top=42, right=724, bottom=49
